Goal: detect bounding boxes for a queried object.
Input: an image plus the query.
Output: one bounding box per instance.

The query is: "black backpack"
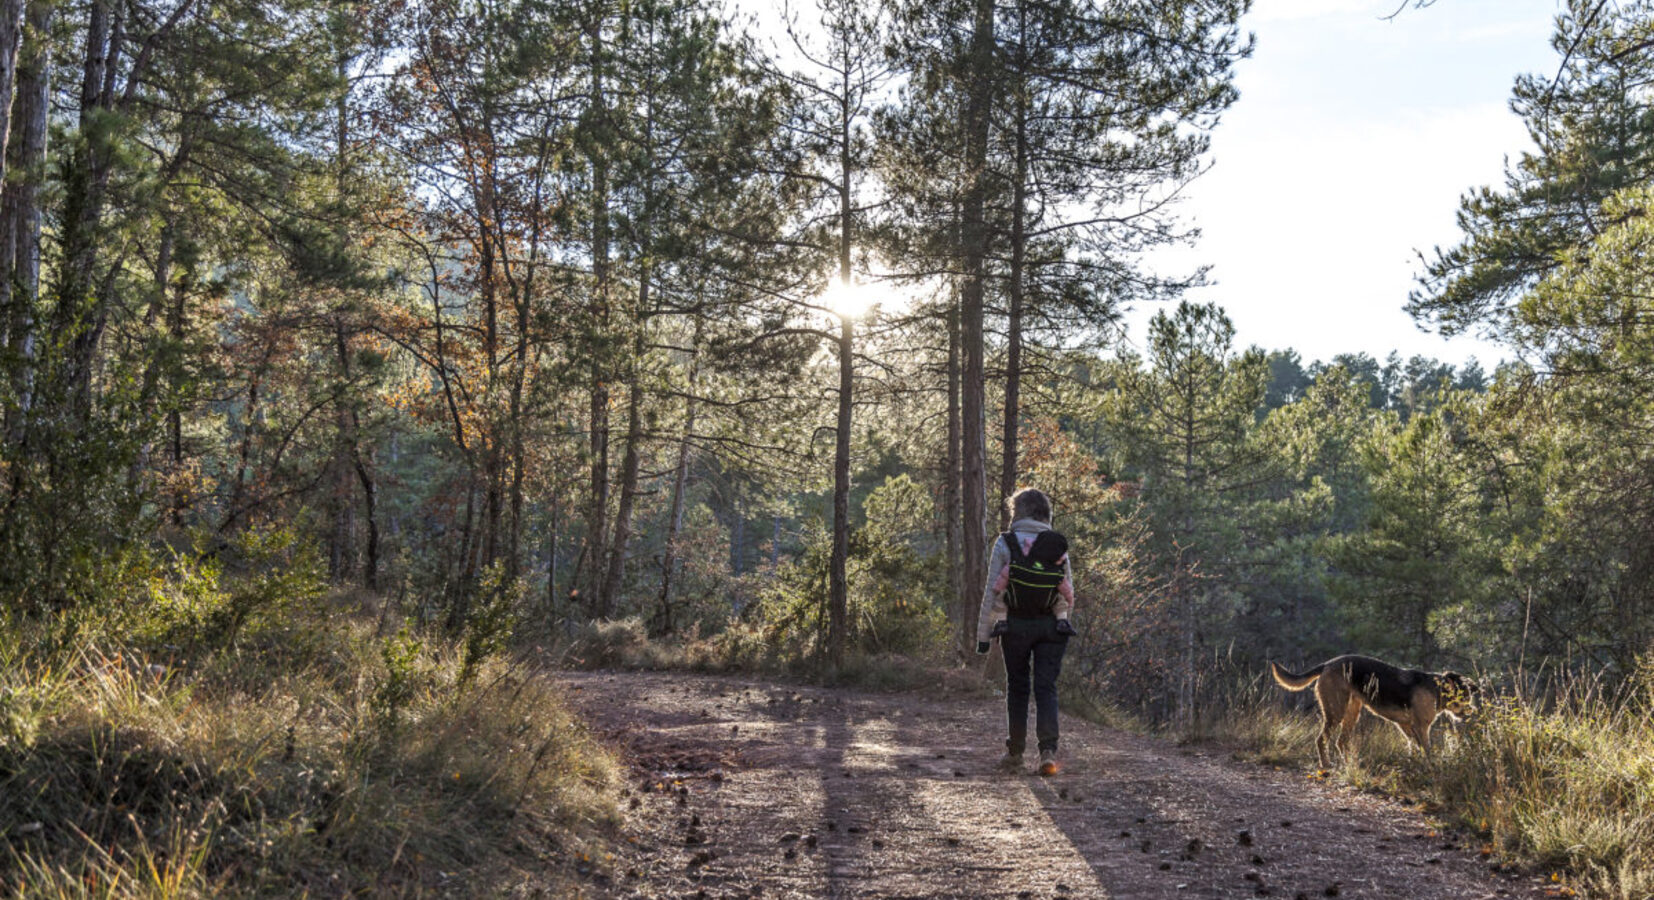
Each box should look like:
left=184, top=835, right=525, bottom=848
left=1002, top=530, right=1069, bottom=616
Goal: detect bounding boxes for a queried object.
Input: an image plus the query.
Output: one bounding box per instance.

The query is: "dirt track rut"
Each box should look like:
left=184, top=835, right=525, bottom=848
left=563, top=670, right=1549, bottom=900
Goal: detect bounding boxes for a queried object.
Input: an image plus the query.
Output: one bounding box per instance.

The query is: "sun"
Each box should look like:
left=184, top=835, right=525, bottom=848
left=821, top=278, right=882, bottom=319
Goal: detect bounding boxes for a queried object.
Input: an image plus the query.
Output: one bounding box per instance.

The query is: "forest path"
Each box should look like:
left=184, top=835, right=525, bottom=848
left=564, top=670, right=1547, bottom=900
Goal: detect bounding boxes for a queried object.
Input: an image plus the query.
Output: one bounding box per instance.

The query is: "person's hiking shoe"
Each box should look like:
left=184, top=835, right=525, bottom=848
left=996, top=751, right=1024, bottom=773
left=1055, top=619, right=1077, bottom=637
left=1038, top=749, right=1059, bottom=776
left=989, top=620, right=1010, bottom=638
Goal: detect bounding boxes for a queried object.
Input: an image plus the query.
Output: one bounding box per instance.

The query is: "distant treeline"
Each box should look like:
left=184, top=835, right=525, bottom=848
left=1262, top=350, right=1499, bottom=412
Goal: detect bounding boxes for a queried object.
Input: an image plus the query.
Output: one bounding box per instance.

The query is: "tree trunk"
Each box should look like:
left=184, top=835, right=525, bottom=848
left=353, top=440, right=379, bottom=591
left=331, top=323, right=379, bottom=591
left=162, top=230, right=181, bottom=466
left=332, top=49, right=377, bottom=592
left=504, top=250, right=532, bottom=586
left=600, top=370, right=645, bottom=618
left=220, top=373, right=260, bottom=535
left=1179, top=396, right=1198, bottom=723
left=946, top=291, right=966, bottom=657
left=730, top=503, right=745, bottom=576
left=476, top=166, right=503, bottom=579
left=601, top=66, right=660, bottom=619
left=505, top=369, right=526, bottom=582
left=1000, top=28, right=1029, bottom=531
left=124, top=212, right=175, bottom=495
left=482, top=445, right=503, bottom=574
left=448, top=478, right=479, bottom=631
left=162, top=223, right=186, bottom=524
left=657, top=346, right=700, bottom=635
left=829, top=307, right=853, bottom=667
left=330, top=323, right=359, bottom=582
left=582, top=380, right=610, bottom=613
left=827, top=60, right=857, bottom=669
left=580, top=22, right=612, bottom=615
left=771, top=515, right=781, bottom=570
left=52, top=0, right=120, bottom=410
left=0, top=0, right=51, bottom=440
left=545, top=493, right=560, bottom=615
left=958, top=0, right=996, bottom=653
left=0, top=0, right=24, bottom=187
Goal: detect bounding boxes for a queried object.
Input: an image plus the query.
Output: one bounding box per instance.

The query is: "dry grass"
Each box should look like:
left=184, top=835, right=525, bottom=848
left=1199, top=666, right=1654, bottom=900
left=565, top=616, right=779, bottom=672
left=563, top=616, right=991, bottom=698
left=0, top=613, right=622, bottom=898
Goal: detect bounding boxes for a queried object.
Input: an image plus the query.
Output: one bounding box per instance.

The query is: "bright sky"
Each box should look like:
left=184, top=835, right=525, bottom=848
left=1136, top=0, right=1565, bottom=367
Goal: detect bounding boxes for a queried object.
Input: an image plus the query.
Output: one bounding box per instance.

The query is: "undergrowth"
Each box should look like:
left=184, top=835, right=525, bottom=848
left=0, top=535, right=622, bottom=898
left=563, top=615, right=990, bottom=697
left=1199, top=665, right=1654, bottom=900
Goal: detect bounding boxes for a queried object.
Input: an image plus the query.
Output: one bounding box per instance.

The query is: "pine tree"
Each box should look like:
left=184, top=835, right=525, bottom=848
left=1106, top=301, right=1269, bottom=718
left=1410, top=0, right=1654, bottom=338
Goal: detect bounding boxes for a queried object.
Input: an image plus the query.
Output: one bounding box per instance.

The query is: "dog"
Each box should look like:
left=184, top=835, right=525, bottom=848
left=1270, top=655, right=1478, bottom=769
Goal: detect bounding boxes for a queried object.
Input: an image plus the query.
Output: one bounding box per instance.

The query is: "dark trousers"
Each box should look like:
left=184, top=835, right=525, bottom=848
left=1000, top=616, right=1068, bottom=755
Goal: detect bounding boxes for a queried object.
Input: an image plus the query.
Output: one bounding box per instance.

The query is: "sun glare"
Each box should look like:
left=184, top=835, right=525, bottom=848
left=822, top=278, right=881, bottom=319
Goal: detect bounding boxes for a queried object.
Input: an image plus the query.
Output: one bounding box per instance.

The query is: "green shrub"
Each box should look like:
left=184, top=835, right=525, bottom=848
left=140, top=526, right=325, bottom=657
left=459, top=563, right=525, bottom=685
left=745, top=475, right=954, bottom=670
left=371, top=626, right=427, bottom=731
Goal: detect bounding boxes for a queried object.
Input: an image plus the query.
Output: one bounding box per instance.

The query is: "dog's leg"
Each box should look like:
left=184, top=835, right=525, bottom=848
left=1309, top=681, right=1336, bottom=767
left=1315, top=676, right=1356, bottom=768
left=1394, top=721, right=1422, bottom=755
left=1412, top=693, right=1440, bottom=762
left=1415, top=714, right=1436, bottom=762
left=1336, top=698, right=1362, bottom=765
left=1315, top=721, right=1334, bottom=769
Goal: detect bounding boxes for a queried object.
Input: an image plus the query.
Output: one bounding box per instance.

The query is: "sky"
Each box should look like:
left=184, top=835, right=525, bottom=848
left=1134, top=0, right=1566, bottom=367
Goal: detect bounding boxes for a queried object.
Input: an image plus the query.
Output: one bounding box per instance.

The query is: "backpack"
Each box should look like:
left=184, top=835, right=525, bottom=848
left=1002, top=530, right=1069, bottom=616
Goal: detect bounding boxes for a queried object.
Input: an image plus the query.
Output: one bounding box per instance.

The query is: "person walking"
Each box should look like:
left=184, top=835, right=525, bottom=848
left=976, top=487, right=1076, bottom=776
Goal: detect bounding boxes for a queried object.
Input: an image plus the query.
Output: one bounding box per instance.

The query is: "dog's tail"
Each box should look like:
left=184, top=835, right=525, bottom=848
left=1269, top=660, right=1324, bottom=691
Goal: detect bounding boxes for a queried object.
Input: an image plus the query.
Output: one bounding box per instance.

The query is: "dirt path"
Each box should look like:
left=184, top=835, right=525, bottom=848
left=564, top=670, right=1548, bottom=900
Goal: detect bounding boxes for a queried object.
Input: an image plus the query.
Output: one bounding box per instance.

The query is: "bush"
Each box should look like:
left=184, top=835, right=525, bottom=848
left=459, top=563, right=525, bottom=685
left=569, top=617, right=657, bottom=669
left=139, top=526, right=325, bottom=657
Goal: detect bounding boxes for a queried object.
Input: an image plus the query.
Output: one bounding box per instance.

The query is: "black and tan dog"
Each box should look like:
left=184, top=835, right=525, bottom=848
left=1270, top=655, right=1478, bottom=768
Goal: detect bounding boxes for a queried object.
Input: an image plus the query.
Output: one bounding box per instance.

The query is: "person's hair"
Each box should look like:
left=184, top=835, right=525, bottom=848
left=1008, top=487, right=1052, bottom=524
